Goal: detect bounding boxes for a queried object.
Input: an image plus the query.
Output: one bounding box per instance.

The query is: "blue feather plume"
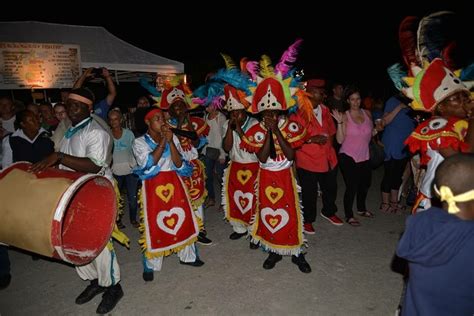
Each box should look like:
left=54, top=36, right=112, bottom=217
left=212, top=68, right=255, bottom=95
left=193, top=80, right=226, bottom=107
left=387, top=63, right=408, bottom=91
left=460, top=63, right=474, bottom=81
left=139, top=77, right=161, bottom=97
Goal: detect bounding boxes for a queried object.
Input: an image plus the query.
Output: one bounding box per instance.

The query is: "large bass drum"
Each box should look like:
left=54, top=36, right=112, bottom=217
left=0, top=162, right=117, bottom=265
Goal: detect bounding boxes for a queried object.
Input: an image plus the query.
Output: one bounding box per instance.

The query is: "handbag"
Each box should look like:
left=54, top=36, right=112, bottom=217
left=369, top=140, right=385, bottom=169
left=205, top=147, right=220, bottom=160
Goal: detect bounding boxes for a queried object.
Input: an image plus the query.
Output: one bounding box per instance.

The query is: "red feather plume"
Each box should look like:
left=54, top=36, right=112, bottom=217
left=399, top=16, right=420, bottom=73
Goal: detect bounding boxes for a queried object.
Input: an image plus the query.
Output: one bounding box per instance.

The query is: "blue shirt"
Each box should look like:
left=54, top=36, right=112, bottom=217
left=397, top=208, right=474, bottom=316
left=381, top=96, right=415, bottom=160
left=93, top=98, right=110, bottom=121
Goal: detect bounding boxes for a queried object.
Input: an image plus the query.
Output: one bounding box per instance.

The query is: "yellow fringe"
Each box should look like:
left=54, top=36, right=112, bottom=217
left=143, top=236, right=198, bottom=259
left=111, top=224, right=130, bottom=248
left=191, top=191, right=208, bottom=211
left=189, top=159, right=208, bottom=211
left=113, top=179, right=125, bottom=217
left=106, top=240, right=114, bottom=251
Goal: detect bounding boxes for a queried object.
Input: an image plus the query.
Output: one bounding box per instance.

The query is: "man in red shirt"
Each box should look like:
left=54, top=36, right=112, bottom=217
left=292, top=79, right=343, bottom=233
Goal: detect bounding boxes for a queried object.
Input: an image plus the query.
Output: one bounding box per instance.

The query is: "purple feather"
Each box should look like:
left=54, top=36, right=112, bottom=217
left=192, top=97, right=207, bottom=105
left=245, top=61, right=259, bottom=81
left=210, top=97, right=224, bottom=110
left=275, top=39, right=303, bottom=77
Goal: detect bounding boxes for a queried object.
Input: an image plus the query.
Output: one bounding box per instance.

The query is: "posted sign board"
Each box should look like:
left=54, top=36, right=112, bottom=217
left=0, top=42, right=81, bottom=89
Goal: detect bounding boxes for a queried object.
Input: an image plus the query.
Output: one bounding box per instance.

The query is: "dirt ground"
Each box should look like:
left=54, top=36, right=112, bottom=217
left=0, top=168, right=406, bottom=315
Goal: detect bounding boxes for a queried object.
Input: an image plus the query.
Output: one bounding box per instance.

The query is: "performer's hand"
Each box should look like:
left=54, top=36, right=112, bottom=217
left=161, top=124, right=173, bottom=142
left=263, top=116, right=278, bottom=132
left=235, top=122, right=244, bottom=135
left=29, top=152, right=61, bottom=173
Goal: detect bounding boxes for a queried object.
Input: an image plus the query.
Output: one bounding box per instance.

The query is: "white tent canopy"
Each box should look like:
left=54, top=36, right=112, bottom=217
left=0, top=21, right=184, bottom=82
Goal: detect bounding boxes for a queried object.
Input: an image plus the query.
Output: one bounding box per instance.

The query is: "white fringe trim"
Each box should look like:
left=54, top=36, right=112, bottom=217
left=221, top=163, right=231, bottom=222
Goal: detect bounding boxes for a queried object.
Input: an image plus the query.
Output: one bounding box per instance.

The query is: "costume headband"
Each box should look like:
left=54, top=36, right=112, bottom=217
left=68, top=93, right=93, bottom=106
left=434, top=184, right=474, bottom=214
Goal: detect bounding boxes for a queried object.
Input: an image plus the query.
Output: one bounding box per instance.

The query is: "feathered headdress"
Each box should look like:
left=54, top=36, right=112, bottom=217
left=146, top=75, right=197, bottom=110
left=402, top=58, right=470, bottom=112
left=193, top=54, right=255, bottom=111
left=394, top=12, right=474, bottom=111
left=246, top=39, right=312, bottom=120
left=417, top=11, right=457, bottom=69
left=398, top=11, right=463, bottom=74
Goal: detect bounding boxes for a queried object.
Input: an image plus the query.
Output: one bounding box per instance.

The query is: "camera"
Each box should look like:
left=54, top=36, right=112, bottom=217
left=91, top=67, right=103, bottom=77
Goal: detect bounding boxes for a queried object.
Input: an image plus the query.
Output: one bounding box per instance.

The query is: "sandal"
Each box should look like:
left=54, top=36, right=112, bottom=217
left=357, top=210, right=375, bottom=218
left=346, top=217, right=361, bottom=227
left=379, top=203, right=390, bottom=213
left=389, top=202, right=406, bottom=214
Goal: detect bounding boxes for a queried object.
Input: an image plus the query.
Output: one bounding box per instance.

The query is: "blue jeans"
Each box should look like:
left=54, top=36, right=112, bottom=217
left=202, top=155, right=225, bottom=200
left=114, top=173, right=139, bottom=222
left=0, top=245, right=10, bottom=277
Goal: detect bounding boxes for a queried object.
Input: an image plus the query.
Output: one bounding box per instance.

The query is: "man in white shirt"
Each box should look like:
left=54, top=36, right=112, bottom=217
left=31, top=88, right=123, bottom=314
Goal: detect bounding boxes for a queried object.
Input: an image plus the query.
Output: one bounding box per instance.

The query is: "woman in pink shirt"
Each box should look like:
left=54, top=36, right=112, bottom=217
left=333, top=86, right=377, bottom=226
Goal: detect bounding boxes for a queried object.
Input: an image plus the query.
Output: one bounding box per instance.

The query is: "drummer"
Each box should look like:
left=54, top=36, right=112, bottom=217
left=31, top=88, right=124, bottom=314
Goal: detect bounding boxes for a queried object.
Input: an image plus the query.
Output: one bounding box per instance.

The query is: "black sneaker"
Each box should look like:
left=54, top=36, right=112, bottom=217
left=249, top=242, right=259, bottom=250
left=197, top=232, right=213, bottom=245
left=180, top=258, right=205, bottom=267
left=0, top=273, right=11, bottom=290
left=291, top=254, right=312, bottom=273
left=75, top=279, right=106, bottom=305
left=142, top=271, right=154, bottom=282
left=229, top=232, right=247, bottom=240
left=263, top=253, right=282, bottom=270
left=96, top=283, right=124, bottom=314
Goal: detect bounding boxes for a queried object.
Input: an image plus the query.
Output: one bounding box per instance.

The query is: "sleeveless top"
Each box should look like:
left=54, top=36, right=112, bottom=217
left=339, top=110, right=372, bottom=162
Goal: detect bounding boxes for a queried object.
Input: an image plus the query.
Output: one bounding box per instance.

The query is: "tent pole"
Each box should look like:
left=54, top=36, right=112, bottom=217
left=114, top=70, right=119, bottom=85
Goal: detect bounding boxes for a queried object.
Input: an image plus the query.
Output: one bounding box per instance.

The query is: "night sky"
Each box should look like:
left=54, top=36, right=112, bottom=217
left=1, top=2, right=472, bottom=104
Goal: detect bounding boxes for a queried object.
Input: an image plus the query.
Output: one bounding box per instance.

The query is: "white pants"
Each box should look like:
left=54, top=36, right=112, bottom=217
left=145, top=243, right=197, bottom=272
left=231, top=221, right=248, bottom=234
left=76, top=245, right=120, bottom=287
left=195, top=205, right=204, bottom=222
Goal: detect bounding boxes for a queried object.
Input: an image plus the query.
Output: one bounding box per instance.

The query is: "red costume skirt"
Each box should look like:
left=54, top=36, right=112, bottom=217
left=141, top=170, right=199, bottom=257
left=251, top=167, right=304, bottom=255
left=223, top=161, right=259, bottom=226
